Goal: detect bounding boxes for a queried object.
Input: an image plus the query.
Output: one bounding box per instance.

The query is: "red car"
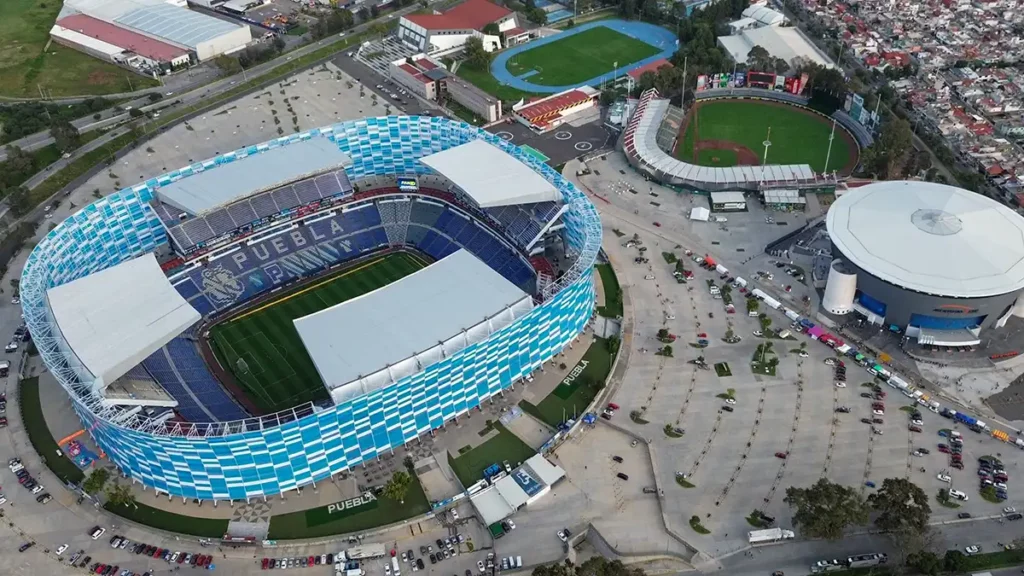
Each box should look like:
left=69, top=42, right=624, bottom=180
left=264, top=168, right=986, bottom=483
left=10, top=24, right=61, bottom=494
left=653, top=222, right=661, bottom=227
left=909, top=425, right=922, bottom=433
left=607, top=403, right=620, bottom=411
left=774, top=452, right=788, bottom=459
left=876, top=390, right=887, bottom=398
left=872, top=403, right=885, bottom=410
left=951, top=453, right=963, bottom=461
left=94, top=565, right=106, bottom=574
left=262, top=558, right=269, bottom=570
left=937, top=444, right=949, bottom=453
left=309, top=556, right=316, bottom=566
left=951, top=461, right=964, bottom=470
left=177, top=553, right=187, bottom=564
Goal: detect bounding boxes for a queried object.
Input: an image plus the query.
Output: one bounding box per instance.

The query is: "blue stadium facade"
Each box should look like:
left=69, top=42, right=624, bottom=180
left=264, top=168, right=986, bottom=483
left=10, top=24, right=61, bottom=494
left=20, top=116, right=602, bottom=501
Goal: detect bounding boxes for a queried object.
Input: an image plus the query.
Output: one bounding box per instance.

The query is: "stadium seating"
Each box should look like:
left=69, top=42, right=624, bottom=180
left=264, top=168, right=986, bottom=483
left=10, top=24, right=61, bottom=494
left=484, top=202, right=558, bottom=249
left=142, top=338, right=249, bottom=422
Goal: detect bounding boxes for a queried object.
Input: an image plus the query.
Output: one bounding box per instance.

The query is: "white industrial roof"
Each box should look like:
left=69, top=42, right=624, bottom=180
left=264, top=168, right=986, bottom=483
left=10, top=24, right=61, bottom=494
left=494, top=475, right=530, bottom=509
left=710, top=191, right=746, bottom=204
left=470, top=486, right=514, bottom=526
left=46, top=253, right=200, bottom=389
left=718, top=27, right=834, bottom=69
left=741, top=5, right=786, bottom=26
left=295, top=250, right=534, bottom=404
left=524, top=454, right=565, bottom=486
left=63, top=0, right=245, bottom=48
left=156, top=138, right=351, bottom=216
left=419, top=140, right=561, bottom=208
left=690, top=206, right=710, bottom=221
left=827, top=181, right=1024, bottom=298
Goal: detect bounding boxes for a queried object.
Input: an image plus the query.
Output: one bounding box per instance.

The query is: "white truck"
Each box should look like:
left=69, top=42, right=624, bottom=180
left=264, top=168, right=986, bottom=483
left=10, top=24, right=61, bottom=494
left=345, top=544, right=387, bottom=560
left=748, top=528, right=795, bottom=544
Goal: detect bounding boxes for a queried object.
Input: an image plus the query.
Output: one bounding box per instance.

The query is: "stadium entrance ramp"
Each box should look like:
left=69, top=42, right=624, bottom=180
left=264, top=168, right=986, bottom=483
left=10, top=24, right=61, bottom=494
left=294, top=249, right=534, bottom=405
left=45, top=253, right=200, bottom=396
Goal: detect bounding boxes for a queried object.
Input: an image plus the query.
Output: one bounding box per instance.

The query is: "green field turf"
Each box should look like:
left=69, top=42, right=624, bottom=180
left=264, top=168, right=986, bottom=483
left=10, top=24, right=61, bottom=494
left=209, top=253, right=426, bottom=414
left=447, top=423, right=537, bottom=486
left=684, top=100, right=855, bottom=172
left=505, top=26, right=660, bottom=87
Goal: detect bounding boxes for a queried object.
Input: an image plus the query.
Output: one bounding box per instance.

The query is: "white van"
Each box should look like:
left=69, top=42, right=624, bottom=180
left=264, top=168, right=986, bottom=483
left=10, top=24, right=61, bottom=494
left=516, top=557, right=522, bottom=568
left=392, top=556, right=401, bottom=576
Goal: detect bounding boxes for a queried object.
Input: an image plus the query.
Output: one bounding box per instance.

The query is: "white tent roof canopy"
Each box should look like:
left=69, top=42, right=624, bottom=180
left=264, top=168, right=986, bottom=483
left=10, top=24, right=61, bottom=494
left=295, top=249, right=534, bottom=404
left=524, top=454, right=565, bottom=486
left=470, top=485, right=515, bottom=526
left=45, top=253, right=200, bottom=390
left=690, top=206, right=710, bottom=221
left=419, top=139, right=561, bottom=208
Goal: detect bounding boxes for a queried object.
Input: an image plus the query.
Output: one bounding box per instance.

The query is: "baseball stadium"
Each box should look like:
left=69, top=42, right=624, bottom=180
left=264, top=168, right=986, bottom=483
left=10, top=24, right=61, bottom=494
left=20, top=116, right=601, bottom=501
left=624, top=87, right=868, bottom=192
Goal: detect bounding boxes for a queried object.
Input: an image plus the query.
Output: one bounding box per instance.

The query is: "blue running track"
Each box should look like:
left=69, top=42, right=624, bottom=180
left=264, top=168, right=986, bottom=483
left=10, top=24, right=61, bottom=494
left=490, top=19, right=678, bottom=94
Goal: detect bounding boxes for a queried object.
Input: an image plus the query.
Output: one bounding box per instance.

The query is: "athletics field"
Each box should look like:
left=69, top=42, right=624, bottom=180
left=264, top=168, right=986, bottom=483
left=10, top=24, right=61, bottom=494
left=675, top=99, right=858, bottom=174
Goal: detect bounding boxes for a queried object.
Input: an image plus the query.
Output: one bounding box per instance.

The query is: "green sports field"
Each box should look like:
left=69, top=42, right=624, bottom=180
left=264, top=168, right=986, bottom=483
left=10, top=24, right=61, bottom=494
left=505, top=26, right=660, bottom=86
left=677, top=100, right=856, bottom=173
left=208, top=253, right=425, bottom=414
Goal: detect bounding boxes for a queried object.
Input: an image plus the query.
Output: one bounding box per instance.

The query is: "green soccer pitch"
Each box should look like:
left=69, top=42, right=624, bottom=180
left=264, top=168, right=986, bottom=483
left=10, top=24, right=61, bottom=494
left=677, top=99, right=857, bottom=173
left=208, top=252, right=426, bottom=414
left=504, top=26, right=661, bottom=87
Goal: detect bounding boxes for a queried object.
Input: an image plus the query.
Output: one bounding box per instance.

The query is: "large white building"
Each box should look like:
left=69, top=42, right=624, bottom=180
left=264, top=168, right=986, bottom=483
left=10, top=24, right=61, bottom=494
left=58, top=0, right=252, bottom=61
left=718, top=26, right=834, bottom=70
left=396, top=0, right=520, bottom=55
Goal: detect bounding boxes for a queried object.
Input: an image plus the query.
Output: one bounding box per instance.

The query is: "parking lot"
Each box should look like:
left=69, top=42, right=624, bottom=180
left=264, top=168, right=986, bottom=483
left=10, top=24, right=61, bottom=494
left=560, top=153, right=1024, bottom=559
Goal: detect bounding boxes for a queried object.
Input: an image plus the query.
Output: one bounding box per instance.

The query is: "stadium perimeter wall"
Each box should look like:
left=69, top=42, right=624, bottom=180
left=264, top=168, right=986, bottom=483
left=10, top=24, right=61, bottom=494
left=20, top=116, right=602, bottom=501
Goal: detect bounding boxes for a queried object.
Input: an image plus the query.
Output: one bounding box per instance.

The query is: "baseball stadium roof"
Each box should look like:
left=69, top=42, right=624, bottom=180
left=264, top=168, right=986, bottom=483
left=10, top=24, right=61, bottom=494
left=827, top=181, right=1024, bottom=298
left=45, top=253, right=200, bottom=390
left=419, top=140, right=561, bottom=208
left=294, top=249, right=534, bottom=404
left=155, top=138, right=351, bottom=216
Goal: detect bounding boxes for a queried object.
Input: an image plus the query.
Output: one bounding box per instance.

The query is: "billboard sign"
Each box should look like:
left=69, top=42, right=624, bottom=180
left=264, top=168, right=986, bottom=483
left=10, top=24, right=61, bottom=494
left=850, top=93, right=865, bottom=122
left=397, top=177, right=419, bottom=192
left=774, top=74, right=786, bottom=91
left=733, top=72, right=746, bottom=87
left=697, top=75, right=707, bottom=91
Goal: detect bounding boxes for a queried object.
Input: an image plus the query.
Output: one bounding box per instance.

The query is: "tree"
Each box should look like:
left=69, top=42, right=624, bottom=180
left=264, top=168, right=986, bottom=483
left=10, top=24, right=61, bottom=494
left=7, top=186, right=31, bottom=217
left=50, top=119, right=80, bottom=154
left=481, top=22, right=500, bottom=36
left=82, top=468, right=111, bottom=495
left=747, top=45, right=772, bottom=71
left=575, top=557, right=645, bottom=576
left=771, top=57, right=790, bottom=75
left=906, top=550, right=940, bottom=576
left=657, top=328, right=670, bottom=339
left=357, top=6, right=370, bottom=21
left=871, top=116, right=913, bottom=179
left=746, top=298, right=760, bottom=313
left=783, top=478, right=869, bottom=540
left=105, top=480, right=138, bottom=509
left=758, top=313, right=772, bottom=332
left=943, top=550, right=967, bottom=573
left=383, top=470, right=412, bottom=503
left=463, top=37, right=491, bottom=70
left=868, top=477, right=931, bottom=533
left=526, top=7, right=547, bottom=25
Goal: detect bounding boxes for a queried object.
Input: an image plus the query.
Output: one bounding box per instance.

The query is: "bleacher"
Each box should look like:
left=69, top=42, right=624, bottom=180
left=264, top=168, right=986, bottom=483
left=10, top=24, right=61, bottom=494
left=141, top=338, right=249, bottom=422
left=172, top=194, right=539, bottom=317
left=484, top=201, right=560, bottom=249
left=160, top=167, right=354, bottom=254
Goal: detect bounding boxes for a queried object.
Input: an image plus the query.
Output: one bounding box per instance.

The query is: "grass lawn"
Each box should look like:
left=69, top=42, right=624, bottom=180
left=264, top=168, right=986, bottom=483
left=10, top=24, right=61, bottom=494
left=267, top=477, right=429, bottom=539
left=714, top=362, right=732, bottom=377
left=209, top=253, right=424, bottom=414
left=504, top=26, right=660, bottom=86
left=18, top=377, right=85, bottom=484
left=689, top=100, right=854, bottom=173
left=519, top=338, right=614, bottom=428
left=455, top=64, right=536, bottom=103
left=105, top=502, right=228, bottom=538
left=595, top=263, right=622, bottom=318
left=0, top=0, right=159, bottom=97
left=676, top=118, right=696, bottom=161
left=448, top=423, right=536, bottom=487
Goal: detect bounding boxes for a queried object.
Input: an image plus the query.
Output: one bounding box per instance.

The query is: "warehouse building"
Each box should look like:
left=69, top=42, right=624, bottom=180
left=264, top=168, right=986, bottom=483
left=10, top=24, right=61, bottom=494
left=51, top=13, right=193, bottom=74
left=397, top=0, right=519, bottom=55
left=58, top=0, right=252, bottom=62
left=709, top=191, right=747, bottom=211
left=718, top=26, right=833, bottom=71
left=824, top=181, right=1024, bottom=345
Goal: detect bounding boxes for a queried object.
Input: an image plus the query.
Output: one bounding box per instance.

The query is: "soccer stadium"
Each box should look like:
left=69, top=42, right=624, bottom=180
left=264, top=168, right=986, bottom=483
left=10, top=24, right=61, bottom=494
left=823, top=181, right=1024, bottom=346
left=20, top=116, right=601, bottom=501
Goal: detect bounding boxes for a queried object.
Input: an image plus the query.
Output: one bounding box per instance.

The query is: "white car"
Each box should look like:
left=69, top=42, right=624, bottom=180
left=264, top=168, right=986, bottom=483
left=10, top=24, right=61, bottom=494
left=31, top=484, right=44, bottom=494
left=4, top=342, right=17, bottom=353
left=912, top=419, right=924, bottom=426
left=0, top=496, right=7, bottom=505
left=752, top=330, right=763, bottom=337
left=949, top=489, right=968, bottom=501
left=835, top=382, right=847, bottom=388
left=56, top=544, right=68, bottom=556
left=725, top=398, right=736, bottom=405
left=965, top=545, right=981, bottom=555
left=11, top=297, right=19, bottom=305
left=873, top=409, right=885, bottom=416
left=556, top=530, right=568, bottom=542
left=478, top=561, right=486, bottom=573
left=824, top=358, right=837, bottom=366
left=506, top=520, right=516, bottom=530
left=644, top=275, right=655, bottom=280
left=451, top=509, right=459, bottom=521
left=936, top=474, right=951, bottom=483
left=994, top=482, right=1008, bottom=490
left=1004, top=507, right=1017, bottom=514
left=798, top=351, right=809, bottom=358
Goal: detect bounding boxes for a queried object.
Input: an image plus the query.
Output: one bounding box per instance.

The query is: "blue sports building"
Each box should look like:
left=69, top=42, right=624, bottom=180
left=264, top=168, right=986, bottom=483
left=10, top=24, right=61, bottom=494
left=20, top=116, right=601, bottom=501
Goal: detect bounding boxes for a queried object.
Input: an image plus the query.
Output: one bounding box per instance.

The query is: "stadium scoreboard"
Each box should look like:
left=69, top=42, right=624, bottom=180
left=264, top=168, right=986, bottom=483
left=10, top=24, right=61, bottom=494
left=397, top=177, right=419, bottom=192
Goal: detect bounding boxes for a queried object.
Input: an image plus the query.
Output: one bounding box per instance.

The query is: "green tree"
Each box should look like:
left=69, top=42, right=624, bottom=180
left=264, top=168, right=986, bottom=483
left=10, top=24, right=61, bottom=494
left=526, top=7, right=547, bottom=25
left=758, top=313, right=772, bottom=332
left=943, top=550, right=967, bottom=573
left=746, top=298, right=759, bottom=313
left=463, top=37, right=491, bottom=70
left=481, top=23, right=500, bottom=36
left=657, top=328, right=670, bottom=339
left=82, top=468, right=111, bottom=495
left=105, top=480, right=137, bottom=509
left=383, top=470, right=412, bottom=503
left=7, top=186, right=31, bottom=217
left=747, top=45, right=772, bottom=71
left=871, top=116, right=913, bottom=179
left=906, top=550, right=940, bottom=576
left=50, top=119, right=81, bottom=154
left=783, top=478, right=869, bottom=540
left=868, top=477, right=931, bottom=532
